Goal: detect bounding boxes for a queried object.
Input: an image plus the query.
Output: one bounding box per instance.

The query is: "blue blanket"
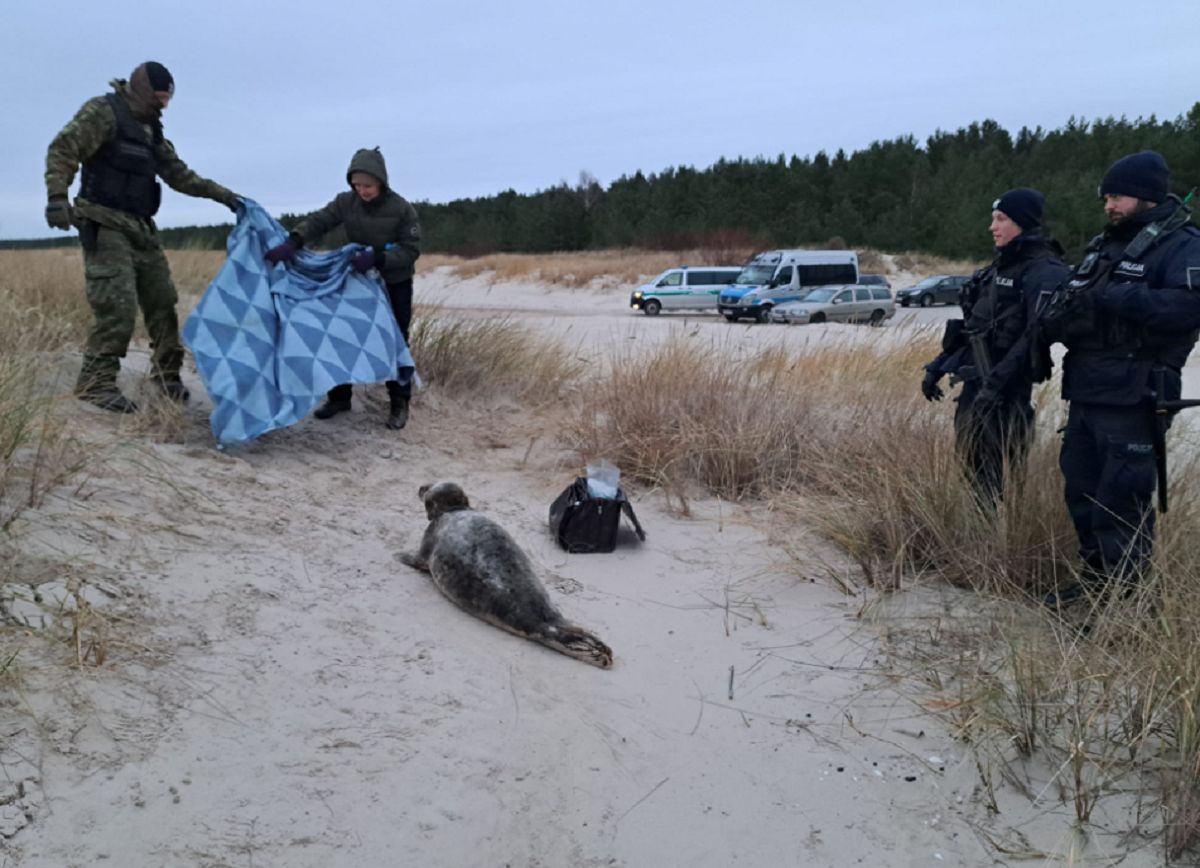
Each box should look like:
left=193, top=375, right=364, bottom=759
left=183, top=200, right=415, bottom=446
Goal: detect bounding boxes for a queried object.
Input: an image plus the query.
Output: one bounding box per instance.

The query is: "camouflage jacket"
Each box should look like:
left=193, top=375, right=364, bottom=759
left=45, top=79, right=235, bottom=238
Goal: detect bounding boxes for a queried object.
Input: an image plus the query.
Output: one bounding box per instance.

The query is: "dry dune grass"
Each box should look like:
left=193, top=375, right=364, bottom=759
left=0, top=249, right=91, bottom=343
left=420, top=249, right=746, bottom=289
left=408, top=307, right=585, bottom=403
left=571, top=328, right=1200, bottom=857
left=0, top=251, right=92, bottom=527
left=421, top=246, right=978, bottom=289
left=568, top=329, right=943, bottom=499
left=166, top=249, right=225, bottom=297
left=892, top=250, right=982, bottom=277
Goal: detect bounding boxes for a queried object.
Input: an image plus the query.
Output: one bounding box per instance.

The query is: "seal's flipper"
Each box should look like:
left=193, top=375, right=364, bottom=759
left=538, top=624, right=613, bottom=669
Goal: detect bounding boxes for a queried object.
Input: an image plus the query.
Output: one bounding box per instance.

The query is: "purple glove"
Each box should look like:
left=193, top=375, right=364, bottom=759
left=351, top=248, right=380, bottom=274
left=265, top=240, right=297, bottom=266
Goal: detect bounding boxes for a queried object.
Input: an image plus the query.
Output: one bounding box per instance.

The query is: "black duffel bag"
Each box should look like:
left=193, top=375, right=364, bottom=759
left=549, top=477, right=646, bottom=554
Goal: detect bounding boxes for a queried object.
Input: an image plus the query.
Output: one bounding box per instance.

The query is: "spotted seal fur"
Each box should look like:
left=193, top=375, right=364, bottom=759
left=399, top=482, right=613, bottom=668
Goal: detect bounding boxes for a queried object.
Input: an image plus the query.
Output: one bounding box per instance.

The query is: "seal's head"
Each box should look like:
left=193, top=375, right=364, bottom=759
left=419, top=482, right=471, bottom=520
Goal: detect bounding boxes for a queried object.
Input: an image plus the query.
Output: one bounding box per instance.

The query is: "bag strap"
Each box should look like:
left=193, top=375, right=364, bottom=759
left=620, top=496, right=647, bottom=541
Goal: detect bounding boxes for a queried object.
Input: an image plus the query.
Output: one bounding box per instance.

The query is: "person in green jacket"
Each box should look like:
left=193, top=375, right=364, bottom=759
left=265, top=147, right=421, bottom=430
left=45, top=61, right=241, bottom=413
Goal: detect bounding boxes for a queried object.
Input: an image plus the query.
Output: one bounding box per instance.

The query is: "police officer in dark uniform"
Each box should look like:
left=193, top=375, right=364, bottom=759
left=1041, top=151, right=1200, bottom=605
left=922, top=189, right=1069, bottom=502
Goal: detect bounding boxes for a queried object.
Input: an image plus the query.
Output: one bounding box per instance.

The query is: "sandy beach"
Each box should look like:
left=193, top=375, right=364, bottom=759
left=1, top=265, right=1180, bottom=867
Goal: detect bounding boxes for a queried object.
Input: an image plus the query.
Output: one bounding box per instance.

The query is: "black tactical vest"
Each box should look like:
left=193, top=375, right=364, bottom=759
left=79, top=93, right=162, bottom=218
left=964, top=244, right=1056, bottom=353
left=1064, top=228, right=1200, bottom=354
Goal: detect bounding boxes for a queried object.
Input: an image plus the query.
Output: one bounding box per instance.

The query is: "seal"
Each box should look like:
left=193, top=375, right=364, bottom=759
left=399, top=482, right=614, bottom=669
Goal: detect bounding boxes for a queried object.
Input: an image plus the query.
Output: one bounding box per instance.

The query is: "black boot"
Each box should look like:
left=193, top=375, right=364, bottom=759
left=1042, top=558, right=1106, bottom=609
left=78, top=387, right=138, bottom=414
left=313, top=398, right=352, bottom=420
left=386, top=396, right=409, bottom=430
left=1041, top=582, right=1087, bottom=608
left=154, top=377, right=190, bottom=402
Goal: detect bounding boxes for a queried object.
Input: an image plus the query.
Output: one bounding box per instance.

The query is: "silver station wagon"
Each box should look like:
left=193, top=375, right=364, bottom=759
left=769, top=285, right=896, bottom=325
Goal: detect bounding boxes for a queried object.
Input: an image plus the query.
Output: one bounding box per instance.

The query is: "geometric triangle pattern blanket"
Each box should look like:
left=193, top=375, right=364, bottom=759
left=183, top=199, right=416, bottom=446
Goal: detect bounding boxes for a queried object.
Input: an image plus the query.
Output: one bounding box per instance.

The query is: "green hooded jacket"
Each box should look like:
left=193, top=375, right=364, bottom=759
left=292, top=148, right=421, bottom=282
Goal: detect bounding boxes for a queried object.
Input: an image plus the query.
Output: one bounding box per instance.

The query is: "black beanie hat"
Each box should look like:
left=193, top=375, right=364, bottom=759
left=992, top=187, right=1044, bottom=231
left=143, top=61, right=174, bottom=94
left=1099, top=150, right=1169, bottom=203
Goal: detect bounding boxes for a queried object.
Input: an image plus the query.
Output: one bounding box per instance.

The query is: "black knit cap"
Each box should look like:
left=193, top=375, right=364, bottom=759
left=144, top=61, right=174, bottom=94
left=1099, top=150, right=1169, bottom=203
left=992, top=187, right=1044, bottom=231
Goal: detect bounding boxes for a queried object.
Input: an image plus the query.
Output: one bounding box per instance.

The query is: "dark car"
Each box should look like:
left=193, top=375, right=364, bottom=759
left=859, top=273, right=892, bottom=292
left=895, top=275, right=970, bottom=307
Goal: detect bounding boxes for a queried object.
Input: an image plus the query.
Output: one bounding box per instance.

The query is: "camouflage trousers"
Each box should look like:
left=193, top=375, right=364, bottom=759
left=76, top=222, right=183, bottom=394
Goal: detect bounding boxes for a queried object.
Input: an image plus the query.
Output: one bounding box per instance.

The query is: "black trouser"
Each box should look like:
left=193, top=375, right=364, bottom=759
left=1059, top=401, right=1158, bottom=586
left=328, top=278, right=413, bottom=403
left=953, top=385, right=1034, bottom=503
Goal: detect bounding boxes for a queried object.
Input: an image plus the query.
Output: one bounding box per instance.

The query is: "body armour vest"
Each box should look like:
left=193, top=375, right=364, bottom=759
left=79, top=93, right=162, bottom=219
left=1062, top=228, right=1200, bottom=355
left=963, top=243, right=1056, bottom=354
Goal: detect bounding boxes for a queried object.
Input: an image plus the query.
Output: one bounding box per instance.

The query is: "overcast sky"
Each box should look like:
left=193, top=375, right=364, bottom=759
left=3, top=0, right=1198, bottom=240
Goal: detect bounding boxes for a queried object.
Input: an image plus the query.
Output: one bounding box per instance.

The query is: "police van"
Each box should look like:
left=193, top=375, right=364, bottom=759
left=718, top=250, right=860, bottom=323
left=630, top=266, right=743, bottom=315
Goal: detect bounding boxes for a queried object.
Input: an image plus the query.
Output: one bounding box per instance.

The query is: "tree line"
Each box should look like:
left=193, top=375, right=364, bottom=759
left=8, top=103, right=1198, bottom=262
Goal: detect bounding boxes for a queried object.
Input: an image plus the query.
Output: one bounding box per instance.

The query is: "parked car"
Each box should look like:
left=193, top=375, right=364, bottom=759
left=718, top=249, right=859, bottom=323
left=859, top=273, right=892, bottom=292
left=629, top=266, right=742, bottom=315
left=895, top=275, right=970, bottom=307
left=769, top=285, right=895, bottom=325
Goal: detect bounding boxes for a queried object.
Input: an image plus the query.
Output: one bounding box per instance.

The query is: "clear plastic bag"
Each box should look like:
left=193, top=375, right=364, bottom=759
left=585, top=459, right=620, bottom=499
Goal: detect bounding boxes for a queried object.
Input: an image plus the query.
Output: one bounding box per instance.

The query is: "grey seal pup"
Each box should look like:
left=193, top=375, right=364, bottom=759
left=399, top=482, right=613, bottom=669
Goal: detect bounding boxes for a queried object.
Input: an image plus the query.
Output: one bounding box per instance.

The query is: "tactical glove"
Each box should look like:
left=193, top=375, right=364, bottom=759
left=921, top=370, right=944, bottom=402
left=45, top=196, right=73, bottom=231
left=350, top=248, right=380, bottom=274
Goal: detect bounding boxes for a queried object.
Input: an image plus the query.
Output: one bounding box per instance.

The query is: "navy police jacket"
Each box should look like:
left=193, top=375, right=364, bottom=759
left=927, top=233, right=1067, bottom=404
left=1060, top=201, right=1200, bottom=406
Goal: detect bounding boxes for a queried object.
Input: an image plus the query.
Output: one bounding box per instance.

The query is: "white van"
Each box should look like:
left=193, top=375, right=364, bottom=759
left=630, top=266, right=742, bottom=315
left=717, top=250, right=859, bottom=323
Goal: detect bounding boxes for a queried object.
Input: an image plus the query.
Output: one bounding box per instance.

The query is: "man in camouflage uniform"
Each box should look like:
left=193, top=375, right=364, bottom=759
left=45, top=61, right=240, bottom=413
